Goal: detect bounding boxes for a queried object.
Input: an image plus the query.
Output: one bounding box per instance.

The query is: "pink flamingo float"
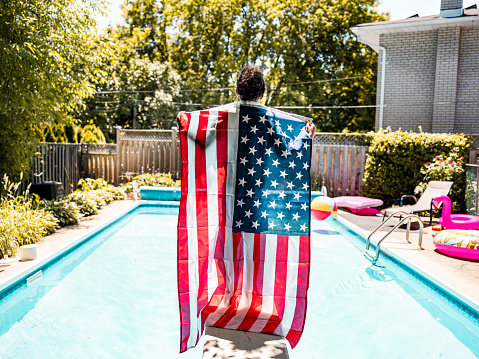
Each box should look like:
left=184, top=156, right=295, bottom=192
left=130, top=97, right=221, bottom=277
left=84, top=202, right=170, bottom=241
left=434, top=195, right=479, bottom=230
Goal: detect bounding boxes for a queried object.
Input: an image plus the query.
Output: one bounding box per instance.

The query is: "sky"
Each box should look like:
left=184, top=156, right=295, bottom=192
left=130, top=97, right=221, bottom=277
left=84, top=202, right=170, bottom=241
left=96, top=0, right=478, bottom=29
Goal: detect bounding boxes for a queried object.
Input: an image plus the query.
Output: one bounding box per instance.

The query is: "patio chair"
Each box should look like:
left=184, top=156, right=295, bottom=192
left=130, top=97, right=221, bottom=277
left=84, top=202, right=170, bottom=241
left=383, top=181, right=453, bottom=225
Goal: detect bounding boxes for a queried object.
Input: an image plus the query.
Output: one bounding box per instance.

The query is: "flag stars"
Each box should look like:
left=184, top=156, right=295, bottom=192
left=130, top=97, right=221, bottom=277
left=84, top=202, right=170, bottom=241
left=240, top=157, right=248, bottom=165
left=242, top=114, right=251, bottom=123
left=275, top=120, right=281, bottom=126
left=296, top=152, right=303, bottom=159
left=235, top=220, right=243, bottom=228
left=256, top=157, right=264, bottom=166
left=255, top=178, right=263, bottom=187
left=296, top=172, right=303, bottom=180
left=272, top=159, right=280, bottom=167
left=257, top=136, right=266, bottom=145
left=240, top=135, right=249, bottom=144
left=262, top=189, right=270, bottom=197
left=286, top=202, right=292, bottom=210
left=251, top=221, right=260, bottom=229
left=250, top=125, right=258, bottom=134
left=259, top=115, right=267, bottom=123
left=284, top=223, right=291, bottom=231
left=302, top=182, right=309, bottom=190
left=301, top=202, right=308, bottom=211
left=303, top=141, right=310, bottom=150
left=246, top=188, right=255, bottom=197
left=289, top=161, right=296, bottom=169
left=277, top=212, right=285, bottom=220
left=236, top=198, right=245, bottom=208
left=287, top=182, right=294, bottom=190
left=247, top=168, right=256, bottom=176
left=303, top=162, right=310, bottom=170
left=268, top=221, right=276, bottom=229
left=293, top=213, right=300, bottom=221
left=253, top=199, right=261, bottom=207
left=287, top=124, right=293, bottom=132
left=279, top=170, right=287, bottom=178
left=238, top=178, right=246, bottom=186
left=300, top=224, right=307, bottom=231
left=294, top=193, right=301, bottom=200
left=267, top=127, right=275, bottom=135
left=265, top=148, right=273, bottom=156
left=269, top=200, right=277, bottom=209
left=249, top=146, right=257, bottom=155
left=244, top=209, right=253, bottom=218
left=274, top=138, right=282, bottom=147
left=278, top=191, right=286, bottom=199
left=263, top=168, right=272, bottom=177
left=281, top=150, right=289, bottom=158
left=270, top=180, right=279, bottom=188
left=261, top=210, right=268, bottom=219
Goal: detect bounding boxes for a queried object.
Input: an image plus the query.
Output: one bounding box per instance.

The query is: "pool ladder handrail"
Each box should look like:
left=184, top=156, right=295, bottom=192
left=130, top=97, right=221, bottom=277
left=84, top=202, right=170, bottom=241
left=364, top=211, right=424, bottom=265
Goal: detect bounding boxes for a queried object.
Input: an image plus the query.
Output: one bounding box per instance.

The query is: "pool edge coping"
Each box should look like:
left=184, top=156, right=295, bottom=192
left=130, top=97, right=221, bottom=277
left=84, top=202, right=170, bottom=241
left=336, top=214, right=479, bottom=316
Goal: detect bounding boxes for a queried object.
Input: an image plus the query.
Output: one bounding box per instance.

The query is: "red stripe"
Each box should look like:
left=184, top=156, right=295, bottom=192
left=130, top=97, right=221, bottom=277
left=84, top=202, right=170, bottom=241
left=177, top=112, right=191, bottom=353
left=262, top=235, right=288, bottom=334
left=236, top=233, right=265, bottom=331
left=195, top=111, right=211, bottom=340
left=212, top=231, right=244, bottom=328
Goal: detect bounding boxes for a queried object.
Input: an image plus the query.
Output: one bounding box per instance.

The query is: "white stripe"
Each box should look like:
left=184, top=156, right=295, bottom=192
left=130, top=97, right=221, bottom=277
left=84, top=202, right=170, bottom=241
left=208, top=103, right=240, bottom=318
left=274, top=236, right=299, bottom=337
left=206, top=111, right=219, bottom=300
left=224, top=232, right=255, bottom=329
left=186, top=111, right=200, bottom=349
left=249, top=233, right=278, bottom=332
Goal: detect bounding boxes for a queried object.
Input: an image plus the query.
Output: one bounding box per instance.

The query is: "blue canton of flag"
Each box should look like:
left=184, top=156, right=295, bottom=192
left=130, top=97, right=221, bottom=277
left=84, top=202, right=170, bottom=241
left=233, top=104, right=312, bottom=236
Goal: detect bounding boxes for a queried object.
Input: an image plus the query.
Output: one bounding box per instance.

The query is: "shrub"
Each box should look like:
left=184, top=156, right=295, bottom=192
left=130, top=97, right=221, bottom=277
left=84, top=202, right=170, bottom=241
left=67, top=191, right=100, bottom=216
left=123, top=173, right=180, bottom=192
left=39, top=198, right=82, bottom=227
left=363, top=129, right=471, bottom=208
left=77, top=178, right=110, bottom=192
left=0, top=175, right=58, bottom=257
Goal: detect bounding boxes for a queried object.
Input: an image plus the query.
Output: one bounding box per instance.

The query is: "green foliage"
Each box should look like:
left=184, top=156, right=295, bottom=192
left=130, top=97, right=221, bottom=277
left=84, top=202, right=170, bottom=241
left=78, top=123, right=106, bottom=143
left=465, top=165, right=477, bottom=215
left=70, top=178, right=126, bottom=214
left=123, top=172, right=180, bottom=192
left=363, top=129, right=472, bottom=208
left=0, top=175, right=58, bottom=257
left=414, top=147, right=466, bottom=213
left=39, top=199, right=82, bottom=227
left=0, top=0, right=106, bottom=179
left=78, top=178, right=109, bottom=191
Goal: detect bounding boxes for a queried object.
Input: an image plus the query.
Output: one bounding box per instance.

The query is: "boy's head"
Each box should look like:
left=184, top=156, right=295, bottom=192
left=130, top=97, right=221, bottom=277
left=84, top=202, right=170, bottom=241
left=236, top=65, right=266, bottom=102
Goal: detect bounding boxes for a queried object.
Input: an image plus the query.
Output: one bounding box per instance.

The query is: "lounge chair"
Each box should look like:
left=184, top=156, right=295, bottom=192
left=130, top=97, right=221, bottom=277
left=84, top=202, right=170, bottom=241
left=383, top=181, right=453, bottom=225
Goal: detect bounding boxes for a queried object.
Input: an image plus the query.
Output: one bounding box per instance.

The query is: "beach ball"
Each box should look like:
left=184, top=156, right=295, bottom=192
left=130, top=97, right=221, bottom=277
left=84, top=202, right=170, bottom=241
left=311, top=196, right=337, bottom=221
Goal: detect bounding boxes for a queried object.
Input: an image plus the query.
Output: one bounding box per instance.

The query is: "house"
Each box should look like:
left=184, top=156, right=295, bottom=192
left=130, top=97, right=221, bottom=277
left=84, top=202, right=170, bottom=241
left=351, top=0, right=479, bottom=135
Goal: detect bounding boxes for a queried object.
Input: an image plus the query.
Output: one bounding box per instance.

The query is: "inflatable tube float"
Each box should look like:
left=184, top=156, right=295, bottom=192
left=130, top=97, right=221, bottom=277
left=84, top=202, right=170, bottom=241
left=432, top=229, right=479, bottom=260
left=434, top=195, right=479, bottom=230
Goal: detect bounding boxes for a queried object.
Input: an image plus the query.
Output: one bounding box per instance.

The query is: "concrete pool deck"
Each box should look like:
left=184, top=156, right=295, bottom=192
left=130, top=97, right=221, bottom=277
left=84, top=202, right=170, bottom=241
left=0, top=200, right=478, bottom=358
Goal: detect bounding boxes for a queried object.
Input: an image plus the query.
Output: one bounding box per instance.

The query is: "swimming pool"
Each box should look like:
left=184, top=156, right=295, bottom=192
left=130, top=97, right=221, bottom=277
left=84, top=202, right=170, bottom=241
left=0, top=202, right=478, bottom=358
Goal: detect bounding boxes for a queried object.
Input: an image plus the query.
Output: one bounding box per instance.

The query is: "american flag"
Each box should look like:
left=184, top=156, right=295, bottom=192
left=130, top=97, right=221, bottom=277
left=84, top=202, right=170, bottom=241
left=177, top=101, right=311, bottom=353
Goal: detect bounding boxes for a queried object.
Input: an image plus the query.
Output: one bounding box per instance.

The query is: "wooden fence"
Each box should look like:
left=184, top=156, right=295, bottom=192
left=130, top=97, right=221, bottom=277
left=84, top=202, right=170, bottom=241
left=32, top=131, right=369, bottom=196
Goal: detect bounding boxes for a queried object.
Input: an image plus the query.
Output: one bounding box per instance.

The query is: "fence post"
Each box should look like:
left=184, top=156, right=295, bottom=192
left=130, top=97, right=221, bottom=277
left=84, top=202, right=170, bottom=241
left=171, top=127, right=178, bottom=178
left=115, top=127, right=121, bottom=186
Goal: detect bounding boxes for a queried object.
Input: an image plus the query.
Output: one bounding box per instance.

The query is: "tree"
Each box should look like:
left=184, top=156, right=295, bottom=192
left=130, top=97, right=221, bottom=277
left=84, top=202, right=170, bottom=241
left=0, top=0, right=105, bottom=179
left=164, top=0, right=388, bottom=131
left=77, top=0, right=182, bottom=140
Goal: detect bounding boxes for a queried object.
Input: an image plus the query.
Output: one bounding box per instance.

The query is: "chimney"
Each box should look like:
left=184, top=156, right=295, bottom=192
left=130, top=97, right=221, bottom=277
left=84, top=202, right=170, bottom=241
left=440, top=0, right=464, bottom=17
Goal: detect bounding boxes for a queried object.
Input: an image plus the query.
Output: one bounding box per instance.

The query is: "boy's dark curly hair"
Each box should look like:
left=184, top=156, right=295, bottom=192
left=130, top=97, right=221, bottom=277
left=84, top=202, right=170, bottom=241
left=235, top=65, right=266, bottom=101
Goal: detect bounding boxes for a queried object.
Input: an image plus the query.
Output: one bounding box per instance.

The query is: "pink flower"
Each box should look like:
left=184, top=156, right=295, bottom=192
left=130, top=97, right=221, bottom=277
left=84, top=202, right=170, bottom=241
left=436, top=156, right=441, bottom=159
left=453, top=147, right=459, bottom=151
left=450, top=162, right=455, bottom=165
left=440, top=163, right=445, bottom=167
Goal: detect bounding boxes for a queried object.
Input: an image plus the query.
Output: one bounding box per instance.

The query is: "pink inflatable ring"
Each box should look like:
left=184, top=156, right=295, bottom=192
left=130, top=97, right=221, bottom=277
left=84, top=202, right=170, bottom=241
left=434, top=195, right=479, bottom=230
left=433, top=230, right=479, bottom=260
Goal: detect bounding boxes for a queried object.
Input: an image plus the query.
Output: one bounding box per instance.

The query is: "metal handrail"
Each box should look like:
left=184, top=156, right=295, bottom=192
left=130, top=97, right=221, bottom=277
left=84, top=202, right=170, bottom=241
left=364, top=212, right=424, bottom=265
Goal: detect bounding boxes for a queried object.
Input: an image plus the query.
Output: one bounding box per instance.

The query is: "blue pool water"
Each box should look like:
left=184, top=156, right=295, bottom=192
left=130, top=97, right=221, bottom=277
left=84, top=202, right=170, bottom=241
left=0, top=203, right=479, bottom=358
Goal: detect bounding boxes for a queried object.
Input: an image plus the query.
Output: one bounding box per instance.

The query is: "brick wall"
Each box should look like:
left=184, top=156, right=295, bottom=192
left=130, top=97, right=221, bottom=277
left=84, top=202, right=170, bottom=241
left=441, top=0, right=463, bottom=10
left=376, top=31, right=438, bottom=131
left=455, top=28, right=479, bottom=133
left=432, top=27, right=461, bottom=133
left=376, top=25, right=479, bottom=134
